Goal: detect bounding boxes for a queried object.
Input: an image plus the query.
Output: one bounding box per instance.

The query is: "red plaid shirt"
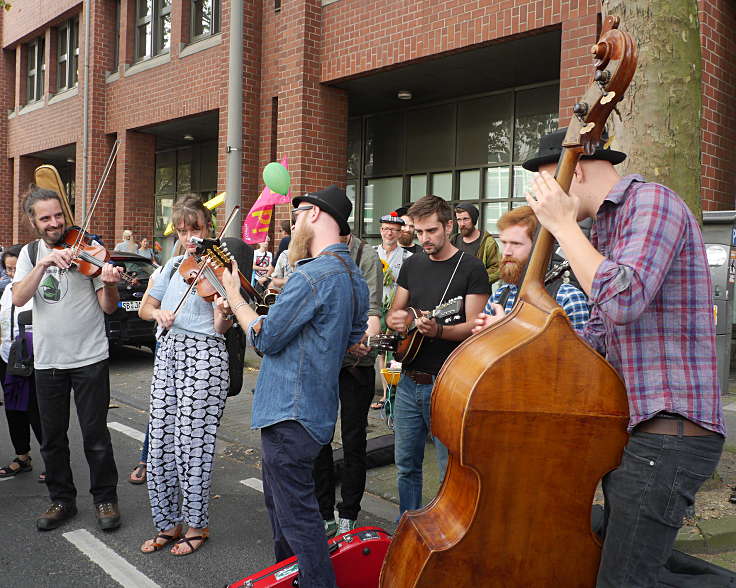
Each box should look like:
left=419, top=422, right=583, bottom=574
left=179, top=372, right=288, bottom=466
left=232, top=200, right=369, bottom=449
left=583, top=175, right=725, bottom=435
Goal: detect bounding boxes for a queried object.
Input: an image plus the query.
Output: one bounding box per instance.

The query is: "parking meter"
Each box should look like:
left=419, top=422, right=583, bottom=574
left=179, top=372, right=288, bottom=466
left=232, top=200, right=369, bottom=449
left=703, top=210, right=736, bottom=396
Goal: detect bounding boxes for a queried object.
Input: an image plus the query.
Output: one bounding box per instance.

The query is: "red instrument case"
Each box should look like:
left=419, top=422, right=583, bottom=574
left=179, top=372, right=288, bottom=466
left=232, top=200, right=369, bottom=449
left=227, top=527, right=391, bottom=588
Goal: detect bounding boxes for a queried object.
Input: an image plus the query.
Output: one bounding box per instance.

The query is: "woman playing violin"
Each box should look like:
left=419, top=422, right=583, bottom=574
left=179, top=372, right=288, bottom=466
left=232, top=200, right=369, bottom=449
left=138, top=195, right=232, bottom=556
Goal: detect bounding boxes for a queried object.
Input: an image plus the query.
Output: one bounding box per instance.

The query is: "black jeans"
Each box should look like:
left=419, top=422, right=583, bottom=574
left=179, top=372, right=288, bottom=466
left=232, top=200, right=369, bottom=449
left=35, top=360, right=118, bottom=506
left=597, top=430, right=724, bottom=587
left=261, top=420, right=336, bottom=588
left=313, top=365, right=376, bottom=521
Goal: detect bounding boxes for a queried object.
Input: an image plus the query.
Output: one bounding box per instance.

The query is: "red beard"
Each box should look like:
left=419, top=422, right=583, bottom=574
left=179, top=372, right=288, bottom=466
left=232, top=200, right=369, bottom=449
left=500, top=257, right=524, bottom=285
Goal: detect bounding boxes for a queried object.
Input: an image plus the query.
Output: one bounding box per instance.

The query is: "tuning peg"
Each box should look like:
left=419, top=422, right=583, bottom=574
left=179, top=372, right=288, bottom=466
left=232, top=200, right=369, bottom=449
left=580, top=122, right=596, bottom=135
left=594, top=70, right=611, bottom=86
left=572, top=102, right=588, bottom=122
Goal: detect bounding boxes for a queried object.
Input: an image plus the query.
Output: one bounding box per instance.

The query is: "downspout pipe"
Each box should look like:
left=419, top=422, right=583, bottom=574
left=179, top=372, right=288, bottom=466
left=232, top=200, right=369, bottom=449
left=81, top=0, right=92, bottom=221
left=225, top=0, right=244, bottom=238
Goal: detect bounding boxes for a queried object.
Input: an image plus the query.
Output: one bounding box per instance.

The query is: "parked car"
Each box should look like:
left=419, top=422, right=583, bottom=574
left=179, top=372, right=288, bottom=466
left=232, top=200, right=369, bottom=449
left=105, top=251, right=157, bottom=351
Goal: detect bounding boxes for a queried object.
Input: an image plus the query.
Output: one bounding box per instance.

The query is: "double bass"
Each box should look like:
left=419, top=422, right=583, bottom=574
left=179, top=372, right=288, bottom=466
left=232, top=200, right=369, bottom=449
left=380, top=16, right=637, bottom=587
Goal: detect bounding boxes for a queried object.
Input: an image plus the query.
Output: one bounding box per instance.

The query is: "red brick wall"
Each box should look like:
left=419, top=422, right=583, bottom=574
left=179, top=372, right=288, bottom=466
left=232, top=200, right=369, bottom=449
left=115, top=130, right=155, bottom=244
left=13, top=155, right=44, bottom=243
left=0, top=12, right=12, bottom=246
left=699, top=0, right=736, bottom=212
left=559, top=13, right=599, bottom=120
left=2, top=0, right=81, bottom=47
left=320, top=0, right=600, bottom=83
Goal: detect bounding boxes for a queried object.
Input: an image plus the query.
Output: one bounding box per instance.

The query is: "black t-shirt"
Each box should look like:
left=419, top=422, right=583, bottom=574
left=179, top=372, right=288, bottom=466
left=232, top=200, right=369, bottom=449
left=451, top=233, right=482, bottom=257
left=397, top=250, right=489, bottom=375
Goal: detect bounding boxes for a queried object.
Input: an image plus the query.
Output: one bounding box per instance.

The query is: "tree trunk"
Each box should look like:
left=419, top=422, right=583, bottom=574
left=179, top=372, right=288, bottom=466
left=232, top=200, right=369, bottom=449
left=601, top=0, right=702, bottom=219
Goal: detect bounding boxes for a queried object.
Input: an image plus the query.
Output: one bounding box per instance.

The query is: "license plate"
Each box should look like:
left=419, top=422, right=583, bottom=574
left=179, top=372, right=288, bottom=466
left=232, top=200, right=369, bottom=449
left=121, top=300, right=140, bottom=312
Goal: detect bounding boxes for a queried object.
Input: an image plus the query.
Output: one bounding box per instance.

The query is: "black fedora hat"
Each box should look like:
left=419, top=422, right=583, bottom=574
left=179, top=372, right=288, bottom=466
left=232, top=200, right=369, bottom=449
left=292, top=184, right=352, bottom=236
left=522, top=128, right=627, bottom=172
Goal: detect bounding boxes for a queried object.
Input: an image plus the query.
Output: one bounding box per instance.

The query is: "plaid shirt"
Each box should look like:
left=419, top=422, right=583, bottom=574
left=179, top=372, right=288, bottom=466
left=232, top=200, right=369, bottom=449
left=483, top=282, right=590, bottom=333
left=583, top=175, right=724, bottom=434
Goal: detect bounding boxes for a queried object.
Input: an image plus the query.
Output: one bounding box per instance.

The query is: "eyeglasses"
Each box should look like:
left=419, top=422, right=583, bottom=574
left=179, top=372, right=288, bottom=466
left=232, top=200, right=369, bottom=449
left=380, top=227, right=399, bottom=233
left=292, top=205, right=314, bottom=219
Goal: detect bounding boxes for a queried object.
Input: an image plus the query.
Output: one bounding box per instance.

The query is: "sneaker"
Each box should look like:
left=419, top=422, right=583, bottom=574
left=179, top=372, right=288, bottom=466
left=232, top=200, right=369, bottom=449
left=37, top=503, right=78, bottom=531
left=324, top=518, right=338, bottom=538
left=337, top=517, right=357, bottom=535
left=95, top=502, right=121, bottom=531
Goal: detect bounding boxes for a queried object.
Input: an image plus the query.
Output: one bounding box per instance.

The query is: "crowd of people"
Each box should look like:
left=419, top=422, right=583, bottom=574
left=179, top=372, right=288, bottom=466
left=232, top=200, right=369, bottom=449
left=0, top=127, right=725, bottom=587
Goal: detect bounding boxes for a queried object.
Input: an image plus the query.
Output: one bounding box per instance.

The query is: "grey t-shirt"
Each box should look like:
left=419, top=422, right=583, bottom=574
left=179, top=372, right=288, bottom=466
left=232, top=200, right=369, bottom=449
left=13, top=240, right=108, bottom=369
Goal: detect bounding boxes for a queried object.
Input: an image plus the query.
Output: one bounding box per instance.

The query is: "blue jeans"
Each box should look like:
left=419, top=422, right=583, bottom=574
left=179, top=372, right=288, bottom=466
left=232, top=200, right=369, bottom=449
left=597, top=430, right=724, bottom=587
left=261, top=420, right=336, bottom=588
left=393, top=374, right=448, bottom=514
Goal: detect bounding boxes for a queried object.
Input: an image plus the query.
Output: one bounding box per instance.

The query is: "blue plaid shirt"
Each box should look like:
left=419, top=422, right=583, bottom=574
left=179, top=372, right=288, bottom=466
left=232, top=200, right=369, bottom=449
left=483, top=282, right=590, bottom=333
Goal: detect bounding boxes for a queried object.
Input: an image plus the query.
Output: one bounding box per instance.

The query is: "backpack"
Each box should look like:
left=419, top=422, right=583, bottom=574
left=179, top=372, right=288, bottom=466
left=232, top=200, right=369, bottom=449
left=6, top=307, right=33, bottom=378
left=168, top=258, right=246, bottom=398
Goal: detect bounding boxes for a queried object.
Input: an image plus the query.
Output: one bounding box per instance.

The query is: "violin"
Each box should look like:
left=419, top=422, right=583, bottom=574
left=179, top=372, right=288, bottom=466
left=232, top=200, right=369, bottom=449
left=55, top=226, right=139, bottom=285
left=178, top=237, right=269, bottom=315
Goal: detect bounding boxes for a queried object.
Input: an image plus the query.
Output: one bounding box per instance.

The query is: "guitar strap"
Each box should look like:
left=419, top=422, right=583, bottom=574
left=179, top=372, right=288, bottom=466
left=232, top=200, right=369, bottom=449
left=437, top=252, right=464, bottom=308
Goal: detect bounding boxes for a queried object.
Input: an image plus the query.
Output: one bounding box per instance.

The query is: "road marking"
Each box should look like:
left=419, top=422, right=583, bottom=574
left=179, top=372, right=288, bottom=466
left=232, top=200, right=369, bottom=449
left=63, top=529, right=160, bottom=588
left=0, top=477, right=13, bottom=482
left=724, top=402, right=736, bottom=412
left=240, top=478, right=263, bottom=493
left=107, top=421, right=145, bottom=443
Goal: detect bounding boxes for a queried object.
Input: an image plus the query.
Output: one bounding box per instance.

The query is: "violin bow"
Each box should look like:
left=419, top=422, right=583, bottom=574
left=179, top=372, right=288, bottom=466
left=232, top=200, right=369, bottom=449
left=169, top=206, right=242, bottom=317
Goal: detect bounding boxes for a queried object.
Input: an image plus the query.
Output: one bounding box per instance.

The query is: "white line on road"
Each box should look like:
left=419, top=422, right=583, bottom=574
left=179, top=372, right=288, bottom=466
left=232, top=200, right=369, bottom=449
left=107, top=421, right=145, bottom=443
left=0, top=476, right=13, bottom=482
left=724, top=403, right=736, bottom=412
left=240, top=478, right=263, bottom=493
left=63, top=528, right=160, bottom=588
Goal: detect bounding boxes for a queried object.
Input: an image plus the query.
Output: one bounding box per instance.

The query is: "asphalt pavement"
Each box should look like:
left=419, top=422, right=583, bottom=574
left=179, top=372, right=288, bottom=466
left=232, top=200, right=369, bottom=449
left=0, top=345, right=397, bottom=588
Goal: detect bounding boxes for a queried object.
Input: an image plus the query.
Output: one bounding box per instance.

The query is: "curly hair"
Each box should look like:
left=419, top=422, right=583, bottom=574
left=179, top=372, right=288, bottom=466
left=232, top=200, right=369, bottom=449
left=21, top=184, right=62, bottom=219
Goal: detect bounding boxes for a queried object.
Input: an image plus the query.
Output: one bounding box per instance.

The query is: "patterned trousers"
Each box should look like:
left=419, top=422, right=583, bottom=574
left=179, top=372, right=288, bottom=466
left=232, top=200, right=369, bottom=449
left=146, top=331, right=229, bottom=531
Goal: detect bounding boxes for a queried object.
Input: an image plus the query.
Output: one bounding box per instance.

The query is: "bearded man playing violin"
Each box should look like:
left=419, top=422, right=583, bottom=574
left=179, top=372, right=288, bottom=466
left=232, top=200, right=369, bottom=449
left=13, top=185, right=124, bottom=532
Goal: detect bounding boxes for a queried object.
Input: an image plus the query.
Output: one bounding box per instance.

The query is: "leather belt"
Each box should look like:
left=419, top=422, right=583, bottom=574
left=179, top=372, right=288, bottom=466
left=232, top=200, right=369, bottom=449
left=635, top=415, right=718, bottom=437
left=404, top=369, right=434, bottom=386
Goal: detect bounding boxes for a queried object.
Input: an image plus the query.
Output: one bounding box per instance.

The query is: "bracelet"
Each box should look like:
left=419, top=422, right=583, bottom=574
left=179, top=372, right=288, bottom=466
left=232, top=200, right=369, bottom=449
left=436, top=323, right=443, bottom=339
left=232, top=300, right=248, bottom=313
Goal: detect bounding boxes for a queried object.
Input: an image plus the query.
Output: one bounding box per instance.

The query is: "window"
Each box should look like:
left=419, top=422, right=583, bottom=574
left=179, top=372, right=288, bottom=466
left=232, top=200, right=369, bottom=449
left=191, top=0, right=221, bottom=41
left=136, top=0, right=171, bottom=60
left=57, top=18, right=79, bottom=92
left=348, top=83, right=559, bottom=239
left=26, top=37, right=45, bottom=103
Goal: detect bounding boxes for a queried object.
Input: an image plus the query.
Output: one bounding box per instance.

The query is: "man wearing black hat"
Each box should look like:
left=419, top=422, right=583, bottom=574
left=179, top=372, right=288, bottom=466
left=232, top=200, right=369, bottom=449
left=523, top=128, right=724, bottom=587
left=220, top=184, right=369, bottom=588
left=450, top=202, right=500, bottom=286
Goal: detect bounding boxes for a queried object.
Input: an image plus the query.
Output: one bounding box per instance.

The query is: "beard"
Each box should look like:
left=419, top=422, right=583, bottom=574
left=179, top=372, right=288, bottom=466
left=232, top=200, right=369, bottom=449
left=398, top=231, right=414, bottom=247
left=459, top=224, right=475, bottom=238
left=34, top=222, right=65, bottom=246
left=500, top=257, right=525, bottom=285
left=289, top=224, right=314, bottom=266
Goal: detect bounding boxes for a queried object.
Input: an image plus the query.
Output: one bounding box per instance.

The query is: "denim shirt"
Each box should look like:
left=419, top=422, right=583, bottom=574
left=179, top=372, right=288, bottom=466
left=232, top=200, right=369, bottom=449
left=249, top=243, right=369, bottom=444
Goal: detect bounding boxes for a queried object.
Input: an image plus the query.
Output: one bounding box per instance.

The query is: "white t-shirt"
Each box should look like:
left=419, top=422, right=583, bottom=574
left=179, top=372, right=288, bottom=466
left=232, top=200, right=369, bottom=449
left=0, top=285, right=33, bottom=363
left=13, top=240, right=108, bottom=369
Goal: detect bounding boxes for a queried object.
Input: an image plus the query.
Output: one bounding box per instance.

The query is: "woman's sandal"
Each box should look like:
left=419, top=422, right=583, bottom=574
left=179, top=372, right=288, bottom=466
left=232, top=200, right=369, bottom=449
left=0, top=456, right=32, bottom=478
left=140, top=527, right=183, bottom=553
left=370, top=400, right=386, bottom=410
left=171, top=530, right=209, bottom=557
left=128, top=463, right=147, bottom=485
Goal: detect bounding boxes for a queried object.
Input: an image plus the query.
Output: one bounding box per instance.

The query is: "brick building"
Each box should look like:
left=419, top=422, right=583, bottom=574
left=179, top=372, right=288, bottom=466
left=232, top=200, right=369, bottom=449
left=1, top=1, right=734, bottom=256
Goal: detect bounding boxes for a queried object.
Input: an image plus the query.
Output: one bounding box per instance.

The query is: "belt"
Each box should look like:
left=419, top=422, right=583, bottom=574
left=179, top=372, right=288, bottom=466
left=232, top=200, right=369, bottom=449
left=635, top=415, right=718, bottom=437
left=404, top=369, right=434, bottom=386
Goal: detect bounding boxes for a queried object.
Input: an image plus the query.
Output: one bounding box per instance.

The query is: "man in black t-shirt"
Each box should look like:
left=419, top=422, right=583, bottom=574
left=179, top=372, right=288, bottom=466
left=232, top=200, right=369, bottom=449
left=386, top=195, right=489, bottom=515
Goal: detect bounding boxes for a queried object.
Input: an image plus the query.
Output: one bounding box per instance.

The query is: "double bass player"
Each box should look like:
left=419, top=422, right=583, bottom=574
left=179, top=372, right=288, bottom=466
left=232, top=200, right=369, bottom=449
left=523, top=128, right=724, bottom=587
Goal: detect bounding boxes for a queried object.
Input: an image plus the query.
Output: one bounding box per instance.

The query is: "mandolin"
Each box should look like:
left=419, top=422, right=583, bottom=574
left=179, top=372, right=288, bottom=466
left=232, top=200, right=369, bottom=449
left=392, top=296, right=463, bottom=365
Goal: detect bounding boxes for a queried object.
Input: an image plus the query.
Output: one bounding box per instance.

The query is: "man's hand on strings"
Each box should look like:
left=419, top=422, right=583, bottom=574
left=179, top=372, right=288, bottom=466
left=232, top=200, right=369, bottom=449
left=471, top=305, right=506, bottom=335
left=101, top=262, right=123, bottom=285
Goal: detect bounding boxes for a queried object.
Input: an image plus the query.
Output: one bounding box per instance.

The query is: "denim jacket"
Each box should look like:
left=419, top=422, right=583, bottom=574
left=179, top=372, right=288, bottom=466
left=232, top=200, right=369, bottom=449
left=248, top=243, right=369, bottom=444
